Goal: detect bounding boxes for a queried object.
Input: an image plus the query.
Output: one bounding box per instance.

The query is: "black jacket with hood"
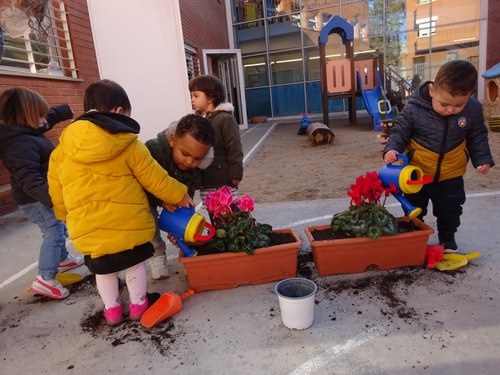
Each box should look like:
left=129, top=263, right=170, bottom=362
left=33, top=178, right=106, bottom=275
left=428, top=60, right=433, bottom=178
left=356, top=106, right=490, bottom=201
left=145, top=130, right=202, bottom=207
left=384, top=82, right=495, bottom=182
left=0, top=104, right=72, bottom=208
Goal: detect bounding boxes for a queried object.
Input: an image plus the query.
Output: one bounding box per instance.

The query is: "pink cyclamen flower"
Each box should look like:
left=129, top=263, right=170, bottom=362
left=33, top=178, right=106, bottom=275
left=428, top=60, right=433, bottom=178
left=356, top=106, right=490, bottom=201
left=219, top=185, right=233, bottom=196
left=204, top=194, right=220, bottom=216
left=237, top=195, right=255, bottom=212
left=205, top=186, right=235, bottom=218
left=214, top=187, right=233, bottom=207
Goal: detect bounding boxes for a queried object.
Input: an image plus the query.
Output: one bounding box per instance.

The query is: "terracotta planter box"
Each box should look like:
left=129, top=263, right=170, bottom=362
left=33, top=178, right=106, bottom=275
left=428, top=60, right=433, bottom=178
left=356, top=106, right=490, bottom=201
left=178, top=228, right=302, bottom=292
left=305, top=217, right=434, bottom=277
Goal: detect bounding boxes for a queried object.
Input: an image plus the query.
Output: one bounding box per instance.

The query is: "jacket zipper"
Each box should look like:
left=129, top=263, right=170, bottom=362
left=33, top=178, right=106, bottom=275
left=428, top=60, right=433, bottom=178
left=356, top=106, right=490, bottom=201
left=434, top=117, right=449, bottom=182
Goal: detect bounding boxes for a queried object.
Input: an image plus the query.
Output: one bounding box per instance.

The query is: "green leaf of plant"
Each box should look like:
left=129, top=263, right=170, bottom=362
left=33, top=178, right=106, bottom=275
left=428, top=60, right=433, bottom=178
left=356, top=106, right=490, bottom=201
left=366, top=225, right=382, bottom=240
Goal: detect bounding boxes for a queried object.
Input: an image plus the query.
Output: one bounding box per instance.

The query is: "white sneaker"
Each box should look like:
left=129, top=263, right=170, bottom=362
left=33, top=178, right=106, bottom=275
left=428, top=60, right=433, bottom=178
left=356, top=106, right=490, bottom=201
left=150, top=255, right=169, bottom=280
left=30, top=276, right=69, bottom=299
left=58, top=254, right=84, bottom=273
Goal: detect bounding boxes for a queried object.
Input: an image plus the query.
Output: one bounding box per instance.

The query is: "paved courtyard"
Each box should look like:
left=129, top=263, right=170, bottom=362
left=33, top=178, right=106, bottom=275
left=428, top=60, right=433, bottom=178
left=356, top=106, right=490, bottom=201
left=1, top=120, right=499, bottom=374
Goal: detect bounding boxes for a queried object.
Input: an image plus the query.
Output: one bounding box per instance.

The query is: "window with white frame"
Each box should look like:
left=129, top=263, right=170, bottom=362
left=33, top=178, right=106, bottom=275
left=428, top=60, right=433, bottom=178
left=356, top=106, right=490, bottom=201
left=416, top=16, right=438, bottom=38
left=0, top=1, right=77, bottom=78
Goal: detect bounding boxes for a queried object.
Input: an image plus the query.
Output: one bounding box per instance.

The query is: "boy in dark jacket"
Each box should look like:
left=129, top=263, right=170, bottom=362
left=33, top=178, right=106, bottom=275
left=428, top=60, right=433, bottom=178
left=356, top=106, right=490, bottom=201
left=384, top=60, right=494, bottom=253
left=145, top=114, right=215, bottom=279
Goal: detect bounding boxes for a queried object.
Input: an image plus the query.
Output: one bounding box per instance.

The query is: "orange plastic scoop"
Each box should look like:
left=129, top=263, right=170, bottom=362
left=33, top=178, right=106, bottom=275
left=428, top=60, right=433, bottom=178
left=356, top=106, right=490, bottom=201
left=141, top=289, right=195, bottom=328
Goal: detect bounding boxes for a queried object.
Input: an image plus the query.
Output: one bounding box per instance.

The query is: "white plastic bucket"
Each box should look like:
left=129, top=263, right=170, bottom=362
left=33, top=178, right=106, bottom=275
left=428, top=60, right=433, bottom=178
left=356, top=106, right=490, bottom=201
left=275, top=278, right=317, bottom=330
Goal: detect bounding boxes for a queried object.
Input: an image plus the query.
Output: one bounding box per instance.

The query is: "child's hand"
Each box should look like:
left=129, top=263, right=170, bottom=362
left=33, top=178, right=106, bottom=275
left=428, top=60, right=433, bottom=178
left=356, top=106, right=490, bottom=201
left=384, top=150, right=399, bottom=164
left=177, top=194, right=194, bottom=208
left=477, top=164, right=491, bottom=174
left=166, top=233, right=177, bottom=246
left=162, top=202, right=178, bottom=212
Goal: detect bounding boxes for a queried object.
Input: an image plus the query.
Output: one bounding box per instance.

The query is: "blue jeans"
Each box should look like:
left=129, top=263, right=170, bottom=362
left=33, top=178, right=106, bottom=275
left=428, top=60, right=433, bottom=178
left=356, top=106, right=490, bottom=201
left=150, top=206, right=166, bottom=257
left=19, top=202, right=68, bottom=280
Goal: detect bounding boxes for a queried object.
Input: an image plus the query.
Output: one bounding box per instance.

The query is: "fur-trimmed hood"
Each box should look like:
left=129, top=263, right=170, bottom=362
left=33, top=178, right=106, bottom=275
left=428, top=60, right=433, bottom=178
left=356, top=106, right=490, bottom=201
left=214, top=102, right=234, bottom=113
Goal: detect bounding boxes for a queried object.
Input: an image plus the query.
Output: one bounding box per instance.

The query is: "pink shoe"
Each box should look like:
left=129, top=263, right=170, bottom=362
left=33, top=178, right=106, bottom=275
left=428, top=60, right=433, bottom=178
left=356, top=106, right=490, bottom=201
left=129, top=299, right=148, bottom=321
left=104, top=305, right=123, bottom=326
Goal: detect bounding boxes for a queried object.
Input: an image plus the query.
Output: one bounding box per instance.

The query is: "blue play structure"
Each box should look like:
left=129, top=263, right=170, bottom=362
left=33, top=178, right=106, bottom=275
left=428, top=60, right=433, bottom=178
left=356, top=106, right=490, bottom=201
left=319, top=15, right=388, bottom=131
left=356, top=68, right=393, bottom=132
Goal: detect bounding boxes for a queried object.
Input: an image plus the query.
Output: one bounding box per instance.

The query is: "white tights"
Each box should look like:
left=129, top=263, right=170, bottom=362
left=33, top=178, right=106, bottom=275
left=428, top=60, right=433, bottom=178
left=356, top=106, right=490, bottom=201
left=95, top=261, right=148, bottom=309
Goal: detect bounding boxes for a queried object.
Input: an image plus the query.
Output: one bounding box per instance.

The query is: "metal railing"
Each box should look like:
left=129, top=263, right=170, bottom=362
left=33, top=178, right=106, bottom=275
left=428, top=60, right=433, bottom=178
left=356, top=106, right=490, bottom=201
left=0, top=1, right=77, bottom=78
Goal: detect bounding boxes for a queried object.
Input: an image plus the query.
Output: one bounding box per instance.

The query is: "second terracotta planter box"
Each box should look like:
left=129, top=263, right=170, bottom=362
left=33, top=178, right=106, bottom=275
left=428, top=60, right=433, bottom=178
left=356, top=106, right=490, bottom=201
left=178, top=228, right=302, bottom=292
left=305, top=217, right=434, bottom=277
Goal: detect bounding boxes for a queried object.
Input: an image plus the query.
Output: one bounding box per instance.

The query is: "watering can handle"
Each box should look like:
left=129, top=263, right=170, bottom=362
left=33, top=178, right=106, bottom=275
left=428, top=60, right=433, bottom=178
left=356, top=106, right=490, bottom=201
left=387, top=153, right=408, bottom=167
left=406, top=175, right=433, bottom=185
left=180, top=289, right=195, bottom=300
left=193, top=221, right=216, bottom=241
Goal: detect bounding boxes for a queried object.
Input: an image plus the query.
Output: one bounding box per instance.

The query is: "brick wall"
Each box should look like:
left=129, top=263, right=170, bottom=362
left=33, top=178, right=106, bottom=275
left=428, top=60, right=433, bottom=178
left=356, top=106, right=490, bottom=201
left=0, top=0, right=100, bottom=215
left=179, top=0, right=230, bottom=73
left=487, top=0, right=500, bottom=69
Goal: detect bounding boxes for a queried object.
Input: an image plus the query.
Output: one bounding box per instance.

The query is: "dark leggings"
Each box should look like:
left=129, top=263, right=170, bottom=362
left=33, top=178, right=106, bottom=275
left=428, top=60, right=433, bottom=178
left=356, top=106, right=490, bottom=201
left=404, top=176, right=466, bottom=238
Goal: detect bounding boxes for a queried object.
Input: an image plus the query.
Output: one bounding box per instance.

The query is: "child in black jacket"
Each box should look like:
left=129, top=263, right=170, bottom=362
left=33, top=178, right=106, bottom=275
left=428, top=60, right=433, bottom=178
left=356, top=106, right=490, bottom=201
left=384, top=60, right=494, bottom=253
left=0, top=87, right=82, bottom=299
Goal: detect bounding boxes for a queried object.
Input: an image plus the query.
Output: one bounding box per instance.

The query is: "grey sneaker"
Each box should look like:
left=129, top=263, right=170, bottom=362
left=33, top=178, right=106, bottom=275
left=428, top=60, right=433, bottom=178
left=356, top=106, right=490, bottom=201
left=30, top=276, right=69, bottom=299
left=150, top=255, right=169, bottom=280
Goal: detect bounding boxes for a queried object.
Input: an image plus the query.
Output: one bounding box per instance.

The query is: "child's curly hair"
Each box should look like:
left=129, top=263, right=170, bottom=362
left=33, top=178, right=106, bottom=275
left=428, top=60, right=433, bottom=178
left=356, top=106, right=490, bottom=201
left=176, top=113, right=215, bottom=146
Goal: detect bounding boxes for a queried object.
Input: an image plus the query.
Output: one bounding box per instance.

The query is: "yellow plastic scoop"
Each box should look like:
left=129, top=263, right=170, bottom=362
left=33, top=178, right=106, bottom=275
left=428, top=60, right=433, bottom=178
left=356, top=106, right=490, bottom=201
left=435, top=252, right=481, bottom=271
left=56, top=272, right=84, bottom=286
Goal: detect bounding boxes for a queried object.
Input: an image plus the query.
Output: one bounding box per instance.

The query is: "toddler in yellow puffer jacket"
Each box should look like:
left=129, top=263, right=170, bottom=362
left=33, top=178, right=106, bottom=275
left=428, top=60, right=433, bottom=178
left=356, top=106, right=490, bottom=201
left=48, top=79, right=192, bottom=326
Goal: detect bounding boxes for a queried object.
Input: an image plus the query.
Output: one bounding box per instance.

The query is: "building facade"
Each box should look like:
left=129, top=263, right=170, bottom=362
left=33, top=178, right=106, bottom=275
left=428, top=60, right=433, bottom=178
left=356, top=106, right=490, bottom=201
left=227, top=0, right=489, bottom=119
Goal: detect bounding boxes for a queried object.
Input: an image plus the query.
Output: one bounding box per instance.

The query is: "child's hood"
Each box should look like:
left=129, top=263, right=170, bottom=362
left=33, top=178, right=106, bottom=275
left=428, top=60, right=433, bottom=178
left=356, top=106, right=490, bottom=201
left=204, top=102, right=235, bottom=120
left=58, top=111, right=141, bottom=164
left=214, top=102, right=234, bottom=113
left=409, top=81, right=434, bottom=110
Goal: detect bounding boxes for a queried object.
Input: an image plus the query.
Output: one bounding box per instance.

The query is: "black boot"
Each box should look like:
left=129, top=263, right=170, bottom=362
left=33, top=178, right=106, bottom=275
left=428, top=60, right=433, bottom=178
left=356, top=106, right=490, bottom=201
left=439, top=231, right=457, bottom=253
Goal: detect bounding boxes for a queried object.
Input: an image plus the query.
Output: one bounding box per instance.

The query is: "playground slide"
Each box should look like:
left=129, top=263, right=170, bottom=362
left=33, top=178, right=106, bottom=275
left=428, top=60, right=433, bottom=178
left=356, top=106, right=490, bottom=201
left=356, top=69, right=392, bottom=132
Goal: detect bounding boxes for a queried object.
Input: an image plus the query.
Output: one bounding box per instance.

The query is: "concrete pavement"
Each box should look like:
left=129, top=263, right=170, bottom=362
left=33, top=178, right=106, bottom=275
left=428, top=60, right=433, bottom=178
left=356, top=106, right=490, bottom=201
left=1, top=119, right=500, bottom=374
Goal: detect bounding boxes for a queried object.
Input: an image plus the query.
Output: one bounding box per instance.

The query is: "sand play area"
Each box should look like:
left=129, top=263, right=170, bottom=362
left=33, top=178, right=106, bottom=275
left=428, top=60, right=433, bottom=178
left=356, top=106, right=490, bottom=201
left=239, top=117, right=500, bottom=203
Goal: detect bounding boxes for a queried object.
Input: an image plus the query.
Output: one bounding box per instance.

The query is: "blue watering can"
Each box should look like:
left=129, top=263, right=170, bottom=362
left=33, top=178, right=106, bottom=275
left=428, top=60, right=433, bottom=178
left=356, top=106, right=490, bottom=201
left=158, top=206, right=215, bottom=257
left=378, top=153, right=432, bottom=219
